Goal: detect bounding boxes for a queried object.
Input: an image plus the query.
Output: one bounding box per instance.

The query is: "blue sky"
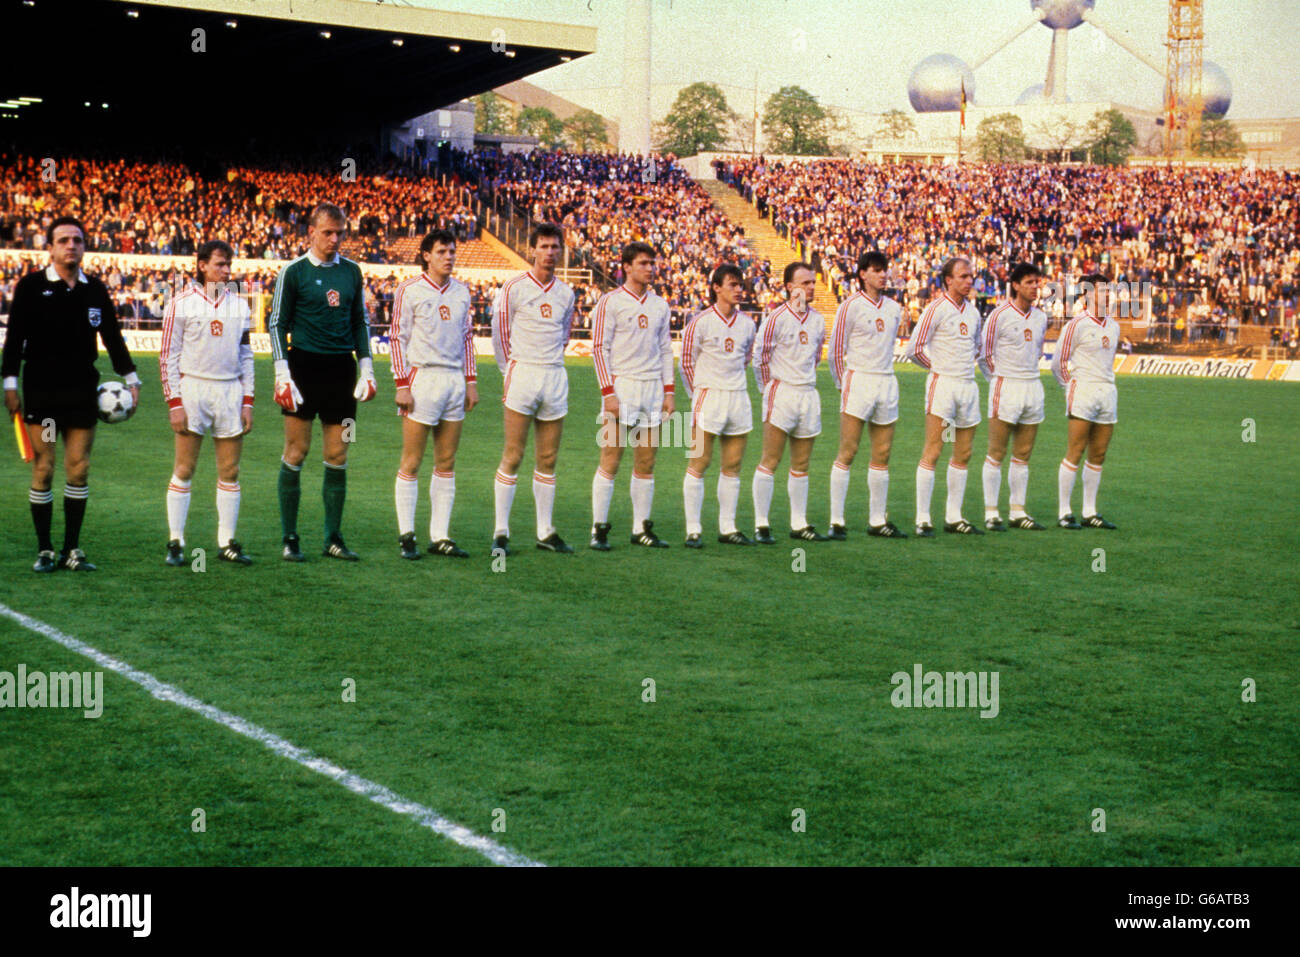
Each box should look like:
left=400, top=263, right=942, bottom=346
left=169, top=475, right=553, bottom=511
left=406, top=0, right=1293, bottom=120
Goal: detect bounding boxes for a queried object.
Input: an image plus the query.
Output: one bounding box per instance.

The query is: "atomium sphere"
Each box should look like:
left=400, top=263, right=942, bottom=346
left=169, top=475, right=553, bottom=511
left=1031, top=0, right=1096, bottom=30
left=1015, top=83, right=1072, bottom=105
left=908, top=53, right=976, bottom=112
left=1166, top=60, right=1233, bottom=117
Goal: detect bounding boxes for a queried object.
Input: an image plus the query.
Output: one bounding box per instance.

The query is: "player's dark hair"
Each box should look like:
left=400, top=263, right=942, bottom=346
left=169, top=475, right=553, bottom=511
left=528, top=222, right=564, bottom=248
left=197, top=239, right=234, bottom=265
left=1080, top=273, right=1107, bottom=287
left=858, top=251, right=888, bottom=277
left=621, top=241, right=656, bottom=266
left=46, top=215, right=86, bottom=246
left=708, top=264, right=744, bottom=304
left=1009, top=262, right=1041, bottom=285
left=417, top=229, right=457, bottom=267
left=783, top=261, right=812, bottom=286
left=940, top=257, right=971, bottom=287
left=309, top=202, right=346, bottom=227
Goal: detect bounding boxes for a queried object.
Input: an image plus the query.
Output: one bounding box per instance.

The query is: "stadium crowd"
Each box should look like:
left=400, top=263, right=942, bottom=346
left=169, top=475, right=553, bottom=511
left=714, top=156, right=1300, bottom=334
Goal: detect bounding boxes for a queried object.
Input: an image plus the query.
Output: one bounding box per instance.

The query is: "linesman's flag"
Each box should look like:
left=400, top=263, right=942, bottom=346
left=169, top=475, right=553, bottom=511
left=960, top=79, right=967, bottom=129
left=13, top=412, right=33, bottom=463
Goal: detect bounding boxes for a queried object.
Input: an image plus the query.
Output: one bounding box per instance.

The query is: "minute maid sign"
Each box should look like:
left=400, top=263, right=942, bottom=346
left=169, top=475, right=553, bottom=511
left=1124, top=356, right=1262, bottom=378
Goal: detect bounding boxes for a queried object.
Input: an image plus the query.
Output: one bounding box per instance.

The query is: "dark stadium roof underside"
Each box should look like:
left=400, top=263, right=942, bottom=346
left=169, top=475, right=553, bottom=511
left=0, top=0, right=594, bottom=141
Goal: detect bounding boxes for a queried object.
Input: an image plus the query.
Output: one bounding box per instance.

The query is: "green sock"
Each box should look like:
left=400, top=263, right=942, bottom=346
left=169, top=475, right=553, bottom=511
left=323, top=463, right=347, bottom=544
left=278, top=460, right=301, bottom=538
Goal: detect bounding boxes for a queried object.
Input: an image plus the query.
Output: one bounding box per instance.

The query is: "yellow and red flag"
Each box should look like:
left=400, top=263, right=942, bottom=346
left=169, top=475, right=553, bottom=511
left=13, top=412, right=33, bottom=463
left=960, top=79, right=967, bottom=129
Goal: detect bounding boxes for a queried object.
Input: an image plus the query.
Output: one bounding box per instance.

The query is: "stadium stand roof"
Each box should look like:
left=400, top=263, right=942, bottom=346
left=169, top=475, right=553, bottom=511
left=0, top=0, right=596, bottom=143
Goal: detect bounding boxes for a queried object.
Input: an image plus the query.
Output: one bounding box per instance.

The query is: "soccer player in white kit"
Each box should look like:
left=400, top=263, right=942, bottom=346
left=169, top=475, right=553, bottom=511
left=979, top=263, right=1049, bottom=532
left=589, top=242, right=675, bottom=550
left=751, top=262, right=828, bottom=543
left=491, top=223, right=577, bottom=554
left=391, top=229, right=479, bottom=560
left=159, top=240, right=255, bottom=566
left=1051, top=273, right=1121, bottom=530
left=903, top=257, right=984, bottom=536
left=680, top=265, right=756, bottom=547
left=828, top=251, right=907, bottom=539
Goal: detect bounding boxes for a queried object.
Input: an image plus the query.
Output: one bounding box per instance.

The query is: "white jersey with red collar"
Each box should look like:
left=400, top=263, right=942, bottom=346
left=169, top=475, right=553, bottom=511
left=389, top=273, right=476, bottom=387
left=979, top=299, right=1047, bottom=381
left=753, top=302, right=824, bottom=389
left=160, top=283, right=254, bottom=409
left=1052, top=312, right=1120, bottom=386
left=904, top=293, right=981, bottom=379
left=680, top=304, right=756, bottom=396
left=592, top=283, right=674, bottom=396
left=829, top=291, right=902, bottom=387
left=491, top=270, right=575, bottom=371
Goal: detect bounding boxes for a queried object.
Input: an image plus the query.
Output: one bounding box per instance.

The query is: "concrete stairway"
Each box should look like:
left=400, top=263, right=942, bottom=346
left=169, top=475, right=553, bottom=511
left=697, top=177, right=840, bottom=333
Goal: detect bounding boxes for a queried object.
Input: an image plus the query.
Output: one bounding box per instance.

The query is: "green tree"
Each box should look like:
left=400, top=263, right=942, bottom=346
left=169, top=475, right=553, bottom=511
left=1195, top=114, right=1245, bottom=158
left=1085, top=108, right=1138, bottom=166
left=473, top=92, right=508, bottom=135
left=515, top=106, right=565, bottom=149
left=975, top=112, right=1026, bottom=163
left=655, top=82, right=737, bottom=156
left=762, top=85, right=832, bottom=155
left=562, top=109, right=609, bottom=152
left=876, top=109, right=917, bottom=142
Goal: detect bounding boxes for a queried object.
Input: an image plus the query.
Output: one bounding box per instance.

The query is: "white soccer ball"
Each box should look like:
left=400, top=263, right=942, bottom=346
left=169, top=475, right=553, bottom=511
left=96, top=381, right=134, bottom=424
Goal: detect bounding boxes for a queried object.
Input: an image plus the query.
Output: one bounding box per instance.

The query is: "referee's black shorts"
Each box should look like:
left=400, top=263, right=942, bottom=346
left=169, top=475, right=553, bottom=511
left=284, top=348, right=356, bottom=425
left=22, top=369, right=99, bottom=432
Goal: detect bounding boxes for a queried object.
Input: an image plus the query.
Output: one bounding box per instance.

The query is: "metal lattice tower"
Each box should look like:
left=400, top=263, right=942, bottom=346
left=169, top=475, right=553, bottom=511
left=1166, top=0, right=1205, bottom=156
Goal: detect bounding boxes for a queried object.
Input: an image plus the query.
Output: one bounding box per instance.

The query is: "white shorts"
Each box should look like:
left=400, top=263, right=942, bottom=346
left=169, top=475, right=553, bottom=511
left=692, top=386, right=752, bottom=436
left=762, top=381, right=821, bottom=438
left=840, top=370, right=899, bottom=426
left=180, top=376, right=243, bottom=439
left=988, top=376, right=1045, bottom=426
left=503, top=361, right=568, bottom=421
left=1066, top=379, right=1118, bottom=425
left=924, top=373, right=981, bottom=429
left=407, top=367, right=465, bottom=426
left=612, top=376, right=664, bottom=428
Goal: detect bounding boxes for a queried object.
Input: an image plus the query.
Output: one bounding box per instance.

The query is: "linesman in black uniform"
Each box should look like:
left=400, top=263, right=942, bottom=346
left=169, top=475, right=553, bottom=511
left=2, top=216, right=140, bottom=572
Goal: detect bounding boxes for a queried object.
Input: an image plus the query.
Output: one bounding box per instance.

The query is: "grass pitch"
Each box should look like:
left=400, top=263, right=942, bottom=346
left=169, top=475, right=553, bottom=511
left=1, top=357, right=1296, bottom=866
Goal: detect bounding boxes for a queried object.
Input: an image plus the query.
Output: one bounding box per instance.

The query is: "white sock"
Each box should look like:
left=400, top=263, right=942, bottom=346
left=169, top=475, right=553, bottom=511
left=1082, top=461, right=1103, bottom=518
left=630, top=472, right=654, bottom=533
left=752, top=466, right=775, bottom=529
left=533, top=470, right=556, bottom=540
left=683, top=469, right=704, bottom=536
left=430, top=470, right=455, bottom=542
left=591, top=467, right=615, bottom=527
left=788, top=470, right=809, bottom=530
left=216, top=480, right=240, bottom=547
left=982, top=456, right=1002, bottom=518
left=166, top=475, right=191, bottom=544
left=915, top=463, right=935, bottom=526
left=1058, top=459, right=1078, bottom=518
left=717, top=473, right=741, bottom=535
left=494, top=469, right=516, bottom=537
left=945, top=461, right=968, bottom=525
left=829, top=461, right=850, bottom=526
left=1008, top=458, right=1029, bottom=519
left=867, top=464, right=888, bottom=527
left=395, top=470, right=418, bottom=536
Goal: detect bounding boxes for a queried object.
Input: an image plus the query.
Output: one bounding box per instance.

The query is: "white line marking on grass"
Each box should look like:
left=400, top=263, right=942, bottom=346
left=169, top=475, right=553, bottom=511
left=0, top=602, right=544, bottom=867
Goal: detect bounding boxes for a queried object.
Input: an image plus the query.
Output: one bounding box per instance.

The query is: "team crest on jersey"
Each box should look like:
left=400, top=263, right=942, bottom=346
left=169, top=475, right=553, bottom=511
left=959, top=322, right=968, bottom=336
left=1024, top=328, right=1033, bottom=341
left=326, top=289, right=340, bottom=307
left=209, top=319, right=224, bottom=337
left=798, top=330, right=808, bottom=345
left=724, top=338, right=734, bottom=353
left=439, top=305, right=451, bottom=322
left=1102, top=335, right=1110, bottom=349
left=540, top=303, right=552, bottom=319
left=87, top=307, right=101, bottom=328
left=637, top=314, right=648, bottom=329
left=875, top=318, right=885, bottom=332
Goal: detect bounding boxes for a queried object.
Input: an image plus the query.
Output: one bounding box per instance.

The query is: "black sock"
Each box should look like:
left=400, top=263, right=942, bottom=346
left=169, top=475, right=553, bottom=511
left=62, top=485, right=88, bottom=552
left=29, top=487, right=54, bottom=552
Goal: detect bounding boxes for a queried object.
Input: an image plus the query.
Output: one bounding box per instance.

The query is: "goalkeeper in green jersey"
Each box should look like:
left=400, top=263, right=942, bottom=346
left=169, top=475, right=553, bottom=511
left=269, top=202, right=377, bottom=561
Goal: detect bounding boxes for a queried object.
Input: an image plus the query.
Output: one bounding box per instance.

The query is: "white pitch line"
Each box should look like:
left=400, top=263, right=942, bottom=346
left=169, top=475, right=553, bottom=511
left=0, top=602, right=543, bottom=868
